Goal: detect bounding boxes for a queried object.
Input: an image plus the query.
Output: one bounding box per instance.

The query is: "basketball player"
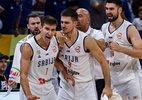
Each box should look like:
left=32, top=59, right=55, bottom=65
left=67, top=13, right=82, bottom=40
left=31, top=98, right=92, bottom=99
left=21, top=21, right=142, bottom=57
left=9, top=13, right=60, bottom=96
left=101, top=0, right=142, bottom=99
left=8, top=13, right=41, bottom=89
left=57, top=8, right=112, bottom=100
left=76, top=8, right=106, bottom=100
left=20, top=15, right=74, bottom=100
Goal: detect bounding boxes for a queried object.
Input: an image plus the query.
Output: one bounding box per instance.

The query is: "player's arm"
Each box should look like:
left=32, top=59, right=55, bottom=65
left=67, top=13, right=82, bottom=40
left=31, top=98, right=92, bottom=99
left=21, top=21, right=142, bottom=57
left=92, top=30, right=106, bottom=51
left=118, top=25, right=142, bottom=58
left=8, top=43, right=21, bottom=88
left=85, top=36, right=112, bottom=98
left=125, top=25, right=142, bottom=58
left=95, top=39, right=106, bottom=51
left=20, top=43, right=40, bottom=100
left=54, top=53, right=75, bottom=86
left=55, top=31, right=66, bottom=48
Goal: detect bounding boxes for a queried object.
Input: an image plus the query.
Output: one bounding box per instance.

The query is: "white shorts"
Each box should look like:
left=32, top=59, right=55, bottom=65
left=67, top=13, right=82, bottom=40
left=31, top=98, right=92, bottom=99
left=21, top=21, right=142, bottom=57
left=58, top=80, right=97, bottom=100
left=52, top=77, right=59, bottom=95
left=112, top=78, right=141, bottom=100
left=20, top=82, right=58, bottom=100
left=138, top=76, right=142, bottom=100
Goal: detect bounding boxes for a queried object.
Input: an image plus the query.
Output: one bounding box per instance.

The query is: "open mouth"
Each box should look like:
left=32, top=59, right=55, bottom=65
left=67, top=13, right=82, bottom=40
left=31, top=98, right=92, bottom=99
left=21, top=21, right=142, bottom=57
left=45, top=36, right=51, bottom=40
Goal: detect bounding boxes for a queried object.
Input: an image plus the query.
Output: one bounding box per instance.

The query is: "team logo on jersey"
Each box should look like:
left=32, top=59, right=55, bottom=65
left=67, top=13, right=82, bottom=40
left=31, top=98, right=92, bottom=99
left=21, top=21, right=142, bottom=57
left=37, top=50, right=41, bottom=58
left=117, top=33, right=122, bottom=39
left=38, top=78, right=45, bottom=84
left=52, top=46, right=57, bottom=53
left=104, top=32, right=106, bottom=37
left=133, top=96, right=138, bottom=99
left=10, top=67, right=20, bottom=77
left=75, top=46, right=80, bottom=53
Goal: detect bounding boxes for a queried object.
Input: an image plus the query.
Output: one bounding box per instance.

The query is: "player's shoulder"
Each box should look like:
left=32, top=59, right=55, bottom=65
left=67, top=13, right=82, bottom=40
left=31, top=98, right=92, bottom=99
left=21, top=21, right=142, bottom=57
left=92, top=28, right=102, bottom=34
left=123, top=20, right=132, bottom=26
left=102, top=22, right=109, bottom=28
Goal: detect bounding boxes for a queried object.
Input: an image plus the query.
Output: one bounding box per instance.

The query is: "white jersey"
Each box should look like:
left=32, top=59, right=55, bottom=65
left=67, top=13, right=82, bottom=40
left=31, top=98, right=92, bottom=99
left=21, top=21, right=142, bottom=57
left=21, top=36, right=59, bottom=96
left=59, top=30, right=93, bottom=82
left=86, top=26, right=104, bottom=80
left=10, top=34, right=32, bottom=83
left=102, top=20, right=140, bottom=85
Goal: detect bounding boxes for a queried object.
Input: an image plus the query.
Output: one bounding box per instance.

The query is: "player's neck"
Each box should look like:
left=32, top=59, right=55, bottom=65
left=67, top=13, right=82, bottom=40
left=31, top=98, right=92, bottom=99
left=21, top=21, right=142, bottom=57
left=110, top=17, right=123, bottom=29
left=36, top=34, right=50, bottom=49
left=80, top=25, right=89, bottom=33
left=65, top=29, right=78, bottom=45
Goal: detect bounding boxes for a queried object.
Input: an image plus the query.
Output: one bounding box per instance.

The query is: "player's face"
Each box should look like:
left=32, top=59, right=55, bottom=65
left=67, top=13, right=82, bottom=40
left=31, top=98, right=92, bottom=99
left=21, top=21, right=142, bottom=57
left=27, top=17, right=41, bottom=35
left=40, top=24, right=57, bottom=42
left=76, top=9, right=89, bottom=30
left=105, top=3, right=120, bottom=22
left=61, top=16, right=77, bottom=35
left=0, top=58, right=7, bottom=73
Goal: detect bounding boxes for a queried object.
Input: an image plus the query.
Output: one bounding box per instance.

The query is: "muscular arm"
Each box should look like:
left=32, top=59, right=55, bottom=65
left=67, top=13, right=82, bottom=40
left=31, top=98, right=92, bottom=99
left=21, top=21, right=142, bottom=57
left=20, top=43, right=32, bottom=97
left=85, top=36, right=112, bottom=98
left=54, top=54, right=75, bottom=86
left=20, top=43, right=40, bottom=100
left=54, top=56, right=67, bottom=76
left=95, top=39, right=106, bottom=51
left=119, top=25, right=142, bottom=58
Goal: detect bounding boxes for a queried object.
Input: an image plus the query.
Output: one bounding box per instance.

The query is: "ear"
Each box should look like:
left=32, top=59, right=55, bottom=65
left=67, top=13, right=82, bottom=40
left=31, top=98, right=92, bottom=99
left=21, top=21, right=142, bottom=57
left=74, top=20, right=78, bottom=26
left=119, top=7, right=122, bottom=14
left=27, top=24, right=29, bottom=29
left=87, top=17, right=90, bottom=24
left=39, top=26, right=42, bottom=31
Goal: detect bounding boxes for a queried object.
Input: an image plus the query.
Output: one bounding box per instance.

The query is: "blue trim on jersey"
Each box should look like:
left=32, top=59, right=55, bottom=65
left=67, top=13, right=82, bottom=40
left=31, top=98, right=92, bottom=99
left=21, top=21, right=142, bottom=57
left=17, top=41, right=23, bottom=44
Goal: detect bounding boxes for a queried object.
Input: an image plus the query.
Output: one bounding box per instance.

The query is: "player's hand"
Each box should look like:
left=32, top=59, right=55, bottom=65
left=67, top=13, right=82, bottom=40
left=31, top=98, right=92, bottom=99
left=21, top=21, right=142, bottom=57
left=64, top=74, right=75, bottom=86
left=27, top=95, right=40, bottom=100
left=102, top=86, right=112, bottom=99
left=109, top=41, right=122, bottom=52
left=56, top=31, right=66, bottom=48
left=8, top=80, right=18, bottom=88
left=14, top=29, right=20, bottom=37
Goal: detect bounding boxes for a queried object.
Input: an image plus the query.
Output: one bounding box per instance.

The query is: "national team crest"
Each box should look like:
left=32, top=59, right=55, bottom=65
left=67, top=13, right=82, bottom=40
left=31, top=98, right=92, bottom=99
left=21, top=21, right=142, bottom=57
left=104, top=32, right=106, bottom=37
left=117, top=33, right=122, bottom=39
left=37, top=50, right=41, bottom=58
left=75, top=46, right=80, bottom=53
left=52, top=46, right=57, bottom=53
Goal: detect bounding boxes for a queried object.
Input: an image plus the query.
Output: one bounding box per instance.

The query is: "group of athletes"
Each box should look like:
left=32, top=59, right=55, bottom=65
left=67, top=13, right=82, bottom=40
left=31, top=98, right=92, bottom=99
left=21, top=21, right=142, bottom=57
left=7, top=0, right=142, bottom=100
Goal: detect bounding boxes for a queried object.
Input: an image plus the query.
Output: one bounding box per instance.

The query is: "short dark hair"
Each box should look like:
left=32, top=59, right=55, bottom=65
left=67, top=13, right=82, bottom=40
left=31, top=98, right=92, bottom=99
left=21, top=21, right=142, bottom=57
left=0, top=52, right=9, bottom=60
left=138, top=6, right=142, bottom=12
left=41, top=15, right=58, bottom=27
left=106, top=0, right=122, bottom=7
left=61, top=8, right=78, bottom=21
left=27, top=13, right=40, bottom=24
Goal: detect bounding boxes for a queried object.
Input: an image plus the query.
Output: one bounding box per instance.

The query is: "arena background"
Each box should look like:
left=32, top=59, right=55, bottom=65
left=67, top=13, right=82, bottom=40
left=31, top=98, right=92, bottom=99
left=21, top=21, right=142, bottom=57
left=0, top=34, right=27, bottom=57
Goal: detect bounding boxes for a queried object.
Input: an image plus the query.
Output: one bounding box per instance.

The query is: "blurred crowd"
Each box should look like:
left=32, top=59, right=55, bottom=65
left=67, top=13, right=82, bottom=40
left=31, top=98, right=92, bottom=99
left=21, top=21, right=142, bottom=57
left=0, top=1, right=142, bottom=100
left=0, top=0, right=141, bottom=37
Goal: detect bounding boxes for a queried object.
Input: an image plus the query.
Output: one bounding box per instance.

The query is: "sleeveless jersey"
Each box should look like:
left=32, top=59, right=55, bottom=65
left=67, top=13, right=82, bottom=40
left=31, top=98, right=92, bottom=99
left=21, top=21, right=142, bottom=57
left=59, top=30, right=93, bottom=82
left=102, top=20, right=139, bottom=85
left=24, top=36, right=59, bottom=94
left=10, top=34, right=32, bottom=83
left=86, top=26, right=104, bottom=80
